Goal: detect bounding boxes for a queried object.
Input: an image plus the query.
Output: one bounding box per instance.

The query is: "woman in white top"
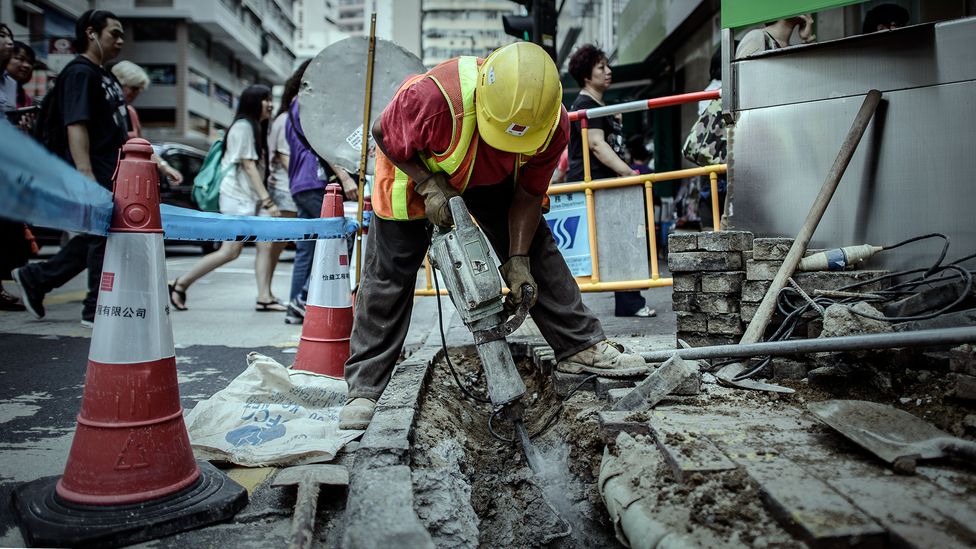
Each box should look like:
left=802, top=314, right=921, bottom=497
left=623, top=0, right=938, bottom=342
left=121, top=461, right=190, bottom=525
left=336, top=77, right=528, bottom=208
left=168, top=84, right=288, bottom=311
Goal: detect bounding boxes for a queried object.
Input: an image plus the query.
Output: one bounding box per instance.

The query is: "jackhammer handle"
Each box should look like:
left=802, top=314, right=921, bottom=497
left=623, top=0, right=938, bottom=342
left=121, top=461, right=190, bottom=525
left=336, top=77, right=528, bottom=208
left=471, top=285, right=535, bottom=345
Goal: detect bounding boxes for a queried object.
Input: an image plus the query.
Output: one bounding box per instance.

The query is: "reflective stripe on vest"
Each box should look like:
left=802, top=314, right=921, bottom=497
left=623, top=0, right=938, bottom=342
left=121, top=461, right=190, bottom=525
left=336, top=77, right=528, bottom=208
left=382, top=57, right=480, bottom=221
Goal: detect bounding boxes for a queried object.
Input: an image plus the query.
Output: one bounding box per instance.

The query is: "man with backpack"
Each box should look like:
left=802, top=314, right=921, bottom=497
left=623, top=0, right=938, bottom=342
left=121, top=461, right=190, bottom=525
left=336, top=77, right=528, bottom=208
left=12, top=9, right=129, bottom=327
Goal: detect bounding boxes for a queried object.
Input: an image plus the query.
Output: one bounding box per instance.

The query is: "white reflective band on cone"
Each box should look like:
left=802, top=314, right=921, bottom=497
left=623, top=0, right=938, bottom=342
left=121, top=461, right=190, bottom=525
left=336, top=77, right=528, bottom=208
left=89, top=233, right=175, bottom=364
left=307, top=237, right=353, bottom=308
left=350, top=233, right=368, bottom=291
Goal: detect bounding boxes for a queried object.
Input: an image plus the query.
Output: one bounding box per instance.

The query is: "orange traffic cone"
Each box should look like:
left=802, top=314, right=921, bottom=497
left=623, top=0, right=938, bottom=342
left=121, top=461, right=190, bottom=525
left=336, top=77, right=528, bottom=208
left=293, top=183, right=353, bottom=378
left=13, top=139, right=247, bottom=547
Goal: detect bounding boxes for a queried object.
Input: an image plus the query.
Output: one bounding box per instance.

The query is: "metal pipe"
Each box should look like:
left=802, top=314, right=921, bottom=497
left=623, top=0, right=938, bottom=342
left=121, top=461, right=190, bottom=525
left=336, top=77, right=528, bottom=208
left=708, top=171, right=720, bottom=231
left=413, top=277, right=674, bottom=296
left=640, top=326, right=976, bottom=363
left=552, top=165, right=727, bottom=194
left=569, top=90, right=721, bottom=121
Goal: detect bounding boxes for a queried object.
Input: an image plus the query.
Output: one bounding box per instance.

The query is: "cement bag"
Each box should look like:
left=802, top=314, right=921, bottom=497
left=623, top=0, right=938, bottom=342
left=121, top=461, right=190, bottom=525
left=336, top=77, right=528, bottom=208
left=185, top=352, right=361, bottom=467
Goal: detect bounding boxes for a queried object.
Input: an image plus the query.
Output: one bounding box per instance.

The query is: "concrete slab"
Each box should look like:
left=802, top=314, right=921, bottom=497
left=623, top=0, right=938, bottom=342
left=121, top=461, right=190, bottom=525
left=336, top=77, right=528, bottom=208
left=647, top=422, right=737, bottom=482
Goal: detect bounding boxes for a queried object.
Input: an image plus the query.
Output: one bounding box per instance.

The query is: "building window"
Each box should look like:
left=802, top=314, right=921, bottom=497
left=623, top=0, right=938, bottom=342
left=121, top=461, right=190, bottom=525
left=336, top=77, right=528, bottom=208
left=132, top=20, right=177, bottom=41
left=188, top=68, right=210, bottom=96
left=214, top=84, right=234, bottom=109
left=189, top=26, right=209, bottom=52
left=138, top=108, right=177, bottom=127
left=135, top=0, right=174, bottom=6
left=144, top=64, right=177, bottom=85
left=188, top=111, right=210, bottom=135
left=213, top=46, right=233, bottom=73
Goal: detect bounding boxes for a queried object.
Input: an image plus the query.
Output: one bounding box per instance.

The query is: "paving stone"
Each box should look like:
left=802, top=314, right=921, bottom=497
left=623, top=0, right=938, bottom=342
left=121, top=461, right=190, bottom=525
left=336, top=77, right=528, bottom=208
left=701, top=271, right=745, bottom=294
left=742, top=250, right=752, bottom=262
left=605, top=368, right=699, bottom=402
left=950, top=373, right=976, bottom=401
left=672, top=273, right=701, bottom=293
left=741, top=302, right=759, bottom=323
left=672, top=292, right=699, bottom=313
left=552, top=370, right=595, bottom=396
left=357, top=406, right=416, bottom=465
left=770, top=357, right=810, bottom=380
left=375, top=356, right=432, bottom=411
left=697, top=231, right=754, bottom=252
left=741, top=280, right=772, bottom=303
left=595, top=377, right=637, bottom=399
left=676, top=311, right=707, bottom=333
left=532, top=346, right=556, bottom=375
left=752, top=238, right=794, bottom=261
left=698, top=294, right=740, bottom=314
left=647, top=422, right=737, bottom=482
left=707, top=313, right=743, bottom=336
left=668, top=251, right=743, bottom=273
left=676, top=332, right=738, bottom=348
left=950, top=344, right=976, bottom=376
left=344, top=465, right=435, bottom=549
left=668, top=232, right=699, bottom=252
left=745, top=259, right=781, bottom=281
left=597, top=411, right=652, bottom=444
left=792, top=270, right=891, bottom=293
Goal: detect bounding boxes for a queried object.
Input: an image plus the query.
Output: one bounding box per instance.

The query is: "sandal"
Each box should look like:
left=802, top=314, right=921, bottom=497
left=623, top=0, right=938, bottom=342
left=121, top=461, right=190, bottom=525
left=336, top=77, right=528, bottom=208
left=168, top=279, right=188, bottom=311
left=255, top=300, right=287, bottom=312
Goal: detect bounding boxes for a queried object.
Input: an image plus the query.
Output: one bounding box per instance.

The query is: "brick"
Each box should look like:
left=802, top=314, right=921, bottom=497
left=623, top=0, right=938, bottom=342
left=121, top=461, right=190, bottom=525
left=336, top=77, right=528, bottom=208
left=344, top=465, right=434, bottom=548
left=668, top=232, right=698, bottom=252
left=741, top=280, right=771, bottom=303
left=668, top=251, right=743, bottom=273
left=672, top=292, right=698, bottom=313
left=677, top=332, right=738, bottom=348
left=358, top=407, right=416, bottom=465
left=951, top=373, right=976, bottom=401
left=597, top=411, right=652, bottom=444
left=792, top=270, right=891, bottom=293
left=745, top=259, right=781, bottom=281
left=752, top=237, right=794, bottom=261
left=375, top=358, right=431, bottom=410
left=552, top=370, right=594, bottom=396
left=676, top=311, right=707, bottom=333
left=707, top=313, right=743, bottom=335
left=532, top=346, right=556, bottom=375
left=698, top=294, right=740, bottom=314
left=741, top=302, right=759, bottom=323
left=701, top=272, right=745, bottom=294
left=950, top=344, right=976, bottom=376
left=595, top=377, right=637, bottom=399
left=672, top=273, right=701, bottom=293
left=771, top=357, right=810, bottom=380
left=697, top=230, right=754, bottom=252
left=648, top=423, right=737, bottom=482
left=742, top=250, right=753, bottom=262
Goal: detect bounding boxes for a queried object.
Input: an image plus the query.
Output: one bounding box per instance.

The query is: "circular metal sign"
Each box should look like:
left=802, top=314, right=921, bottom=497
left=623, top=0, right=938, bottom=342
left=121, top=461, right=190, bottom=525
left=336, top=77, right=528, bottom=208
left=299, top=37, right=426, bottom=175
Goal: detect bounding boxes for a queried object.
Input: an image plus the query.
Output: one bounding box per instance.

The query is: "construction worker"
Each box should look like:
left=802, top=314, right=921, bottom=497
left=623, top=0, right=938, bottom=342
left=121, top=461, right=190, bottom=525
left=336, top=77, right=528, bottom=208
left=339, top=42, right=645, bottom=430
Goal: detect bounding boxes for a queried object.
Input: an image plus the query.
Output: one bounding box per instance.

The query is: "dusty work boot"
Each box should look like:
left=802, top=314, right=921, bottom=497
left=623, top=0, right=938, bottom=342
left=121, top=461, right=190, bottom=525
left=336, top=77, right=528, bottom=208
left=338, top=397, right=376, bottom=430
left=556, top=339, right=648, bottom=377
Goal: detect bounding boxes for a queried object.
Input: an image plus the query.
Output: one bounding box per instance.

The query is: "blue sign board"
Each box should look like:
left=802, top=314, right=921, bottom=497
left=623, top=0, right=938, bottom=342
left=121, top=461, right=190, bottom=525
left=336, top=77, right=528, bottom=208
left=544, top=192, right=592, bottom=277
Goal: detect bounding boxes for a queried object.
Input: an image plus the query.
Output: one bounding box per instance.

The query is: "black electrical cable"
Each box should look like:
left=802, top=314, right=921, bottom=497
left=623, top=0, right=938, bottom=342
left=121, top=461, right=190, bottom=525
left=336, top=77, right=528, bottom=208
left=732, top=234, right=975, bottom=381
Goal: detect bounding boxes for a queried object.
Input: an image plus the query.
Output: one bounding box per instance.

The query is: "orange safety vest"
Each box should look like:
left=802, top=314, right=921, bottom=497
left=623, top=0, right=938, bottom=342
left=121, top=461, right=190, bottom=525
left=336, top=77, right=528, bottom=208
left=373, top=57, right=557, bottom=220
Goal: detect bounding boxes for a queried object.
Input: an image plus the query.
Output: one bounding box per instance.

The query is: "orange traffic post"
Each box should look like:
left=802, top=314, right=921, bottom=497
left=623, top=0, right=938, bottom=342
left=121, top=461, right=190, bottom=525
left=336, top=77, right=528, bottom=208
left=293, top=183, right=353, bottom=378
left=13, top=139, right=247, bottom=547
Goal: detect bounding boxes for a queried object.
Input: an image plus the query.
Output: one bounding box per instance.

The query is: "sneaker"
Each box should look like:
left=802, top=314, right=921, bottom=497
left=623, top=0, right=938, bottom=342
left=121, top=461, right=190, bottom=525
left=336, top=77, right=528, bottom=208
left=80, top=319, right=94, bottom=328
left=284, top=312, right=304, bottom=325
left=634, top=306, right=656, bottom=318
left=284, top=298, right=305, bottom=324
left=556, top=339, right=648, bottom=377
left=338, top=397, right=376, bottom=430
left=11, top=267, right=45, bottom=319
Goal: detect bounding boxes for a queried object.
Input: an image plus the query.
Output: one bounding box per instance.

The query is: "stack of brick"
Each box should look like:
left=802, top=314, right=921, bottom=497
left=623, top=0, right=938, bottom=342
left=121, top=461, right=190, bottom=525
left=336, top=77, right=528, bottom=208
left=668, top=231, right=753, bottom=348
left=950, top=344, right=976, bottom=402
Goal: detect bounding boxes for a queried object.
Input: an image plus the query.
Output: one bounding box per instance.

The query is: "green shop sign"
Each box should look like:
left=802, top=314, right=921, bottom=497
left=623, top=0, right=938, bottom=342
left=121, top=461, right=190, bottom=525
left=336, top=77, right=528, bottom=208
left=722, top=0, right=864, bottom=28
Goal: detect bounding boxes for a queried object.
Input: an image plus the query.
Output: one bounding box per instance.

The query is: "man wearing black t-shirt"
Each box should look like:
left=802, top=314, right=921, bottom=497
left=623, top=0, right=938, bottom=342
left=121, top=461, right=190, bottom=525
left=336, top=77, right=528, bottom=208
left=12, top=9, right=129, bottom=327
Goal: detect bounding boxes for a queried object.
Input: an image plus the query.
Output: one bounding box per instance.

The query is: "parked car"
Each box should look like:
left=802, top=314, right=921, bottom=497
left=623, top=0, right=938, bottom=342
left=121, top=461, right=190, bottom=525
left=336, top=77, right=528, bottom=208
left=153, top=142, right=218, bottom=253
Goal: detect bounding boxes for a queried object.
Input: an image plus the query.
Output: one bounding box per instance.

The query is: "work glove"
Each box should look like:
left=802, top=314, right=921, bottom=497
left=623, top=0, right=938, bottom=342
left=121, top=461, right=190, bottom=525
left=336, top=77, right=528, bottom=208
left=414, top=172, right=458, bottom=227
left=500, top=255, right=538, bottom=312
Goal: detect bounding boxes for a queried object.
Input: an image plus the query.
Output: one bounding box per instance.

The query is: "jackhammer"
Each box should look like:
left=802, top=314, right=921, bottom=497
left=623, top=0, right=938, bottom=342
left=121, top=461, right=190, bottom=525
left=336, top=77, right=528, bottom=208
left=427, top=197, right=545, bottom=470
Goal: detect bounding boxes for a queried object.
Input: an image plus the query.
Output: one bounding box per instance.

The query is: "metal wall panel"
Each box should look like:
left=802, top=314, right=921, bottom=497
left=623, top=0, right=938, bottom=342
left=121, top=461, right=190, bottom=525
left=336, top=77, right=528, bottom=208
left=736, top=17, right=976, bottom=111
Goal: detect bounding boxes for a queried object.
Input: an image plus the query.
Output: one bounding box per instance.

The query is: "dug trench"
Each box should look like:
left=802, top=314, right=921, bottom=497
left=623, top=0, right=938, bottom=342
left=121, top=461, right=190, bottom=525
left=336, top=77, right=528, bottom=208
left=406, top=346, right=976, bottom=547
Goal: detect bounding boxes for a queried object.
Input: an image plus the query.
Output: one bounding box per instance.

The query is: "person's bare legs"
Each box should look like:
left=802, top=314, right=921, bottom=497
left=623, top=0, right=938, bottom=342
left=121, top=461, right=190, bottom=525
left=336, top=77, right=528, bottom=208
left=170, top=241, right=245, bottom=308
left=254, top=241, right=278, bottom=304
left=263, top=211, right=294, bottom=301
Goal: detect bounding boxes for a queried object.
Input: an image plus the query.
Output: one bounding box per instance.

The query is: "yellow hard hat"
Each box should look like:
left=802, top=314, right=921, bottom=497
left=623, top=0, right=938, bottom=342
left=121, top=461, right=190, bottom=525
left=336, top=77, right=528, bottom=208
left=476, top=42, right=562, bottom=154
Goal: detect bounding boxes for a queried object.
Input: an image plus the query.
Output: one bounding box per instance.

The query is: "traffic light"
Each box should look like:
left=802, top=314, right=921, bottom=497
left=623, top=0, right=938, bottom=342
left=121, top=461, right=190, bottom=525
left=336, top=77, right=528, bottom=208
left=503, top=0, right=557, bottom=61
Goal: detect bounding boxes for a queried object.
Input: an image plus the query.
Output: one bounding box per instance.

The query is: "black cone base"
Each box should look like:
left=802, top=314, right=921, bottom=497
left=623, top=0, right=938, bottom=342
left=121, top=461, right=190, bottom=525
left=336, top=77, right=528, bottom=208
left=12, top=461, right=248, bottom=548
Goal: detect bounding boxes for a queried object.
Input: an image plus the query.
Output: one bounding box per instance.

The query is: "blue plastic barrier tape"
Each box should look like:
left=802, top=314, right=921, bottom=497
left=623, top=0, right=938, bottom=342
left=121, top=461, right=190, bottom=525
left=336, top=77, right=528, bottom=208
left=160, top=204, right=357, bottom=242
left=0, top=120, right=114, bottom=235
left=1, top=123, right=358, bottom=241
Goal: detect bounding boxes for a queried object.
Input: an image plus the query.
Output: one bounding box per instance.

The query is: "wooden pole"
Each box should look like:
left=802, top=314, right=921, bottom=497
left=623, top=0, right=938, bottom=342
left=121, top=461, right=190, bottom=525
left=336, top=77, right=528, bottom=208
left=355, top=14, right=377, bottom=287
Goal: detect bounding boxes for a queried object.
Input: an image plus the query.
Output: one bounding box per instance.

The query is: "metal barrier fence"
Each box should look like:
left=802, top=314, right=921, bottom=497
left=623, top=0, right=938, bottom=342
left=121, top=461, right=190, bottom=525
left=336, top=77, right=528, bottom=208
left=417, top=89, right=727, bottom=296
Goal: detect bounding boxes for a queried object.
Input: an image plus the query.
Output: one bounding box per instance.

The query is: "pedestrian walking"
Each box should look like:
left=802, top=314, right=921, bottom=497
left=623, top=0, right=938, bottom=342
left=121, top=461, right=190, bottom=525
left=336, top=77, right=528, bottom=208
left=110, top=60, right=182, bottom=183
left=566, top=43, right=654, bottom=318
left=12, top=9, right=129, bottom=326
left=283, top=60, right=358, bottom=324
left=0, top=23, right=16, bottom=114
left=168, top=84, right=287, bottom=312
left=338, top=42, right=646, bottom=430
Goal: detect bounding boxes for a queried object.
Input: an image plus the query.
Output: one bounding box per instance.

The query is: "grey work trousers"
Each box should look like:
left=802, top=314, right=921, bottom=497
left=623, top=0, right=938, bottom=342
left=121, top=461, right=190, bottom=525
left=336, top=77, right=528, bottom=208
left=344, top=183, right=605, bottom=401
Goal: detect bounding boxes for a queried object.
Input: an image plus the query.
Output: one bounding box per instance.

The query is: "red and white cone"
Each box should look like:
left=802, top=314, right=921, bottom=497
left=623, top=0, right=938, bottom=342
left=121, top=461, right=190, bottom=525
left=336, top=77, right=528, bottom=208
left=12, top=139, right=246, bottom=548
left=293, top=183, right=353, bottom=378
